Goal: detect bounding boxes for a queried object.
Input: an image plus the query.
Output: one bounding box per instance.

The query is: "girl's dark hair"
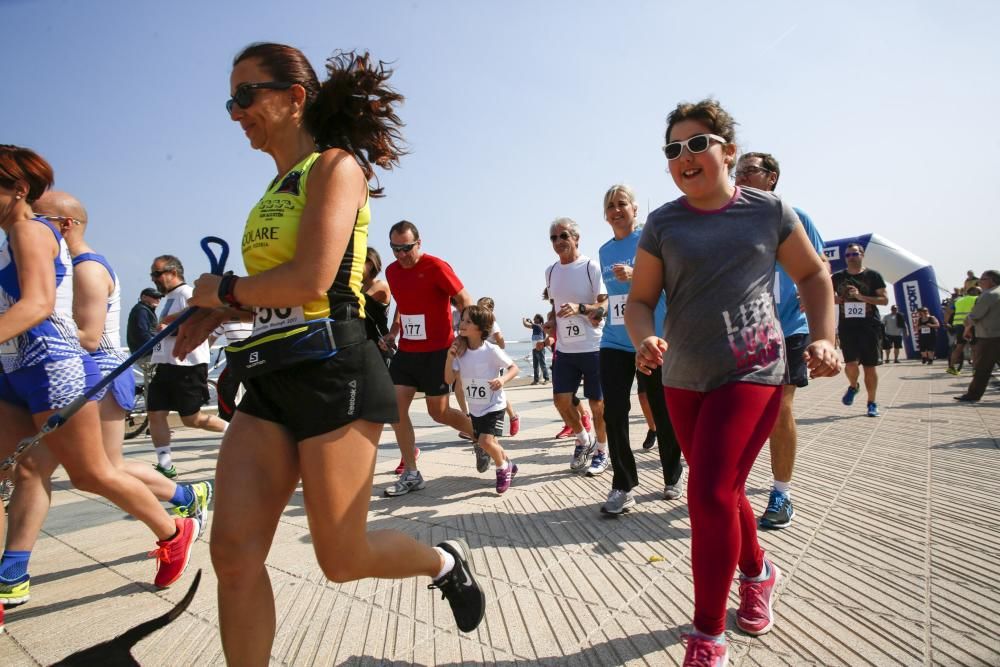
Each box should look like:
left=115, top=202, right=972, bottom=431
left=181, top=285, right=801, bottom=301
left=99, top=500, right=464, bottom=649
left=533, top=313, right=543, bottom=324
left=665, top=98, right=737, bottom=145
left=365, top=246, right=382, bottom=278
left=234, top=43, right=406, bottom=198
left=0, top=145, right=54, bottom=204
left=462, top=305, right=494, bottom=338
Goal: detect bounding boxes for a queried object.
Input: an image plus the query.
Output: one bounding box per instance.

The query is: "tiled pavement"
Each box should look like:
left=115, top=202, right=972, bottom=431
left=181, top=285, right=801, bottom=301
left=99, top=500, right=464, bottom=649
left=1, top=361, right=998, bottom=665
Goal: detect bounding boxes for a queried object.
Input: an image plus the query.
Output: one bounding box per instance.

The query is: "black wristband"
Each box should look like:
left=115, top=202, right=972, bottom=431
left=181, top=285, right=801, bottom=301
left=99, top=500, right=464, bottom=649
left=217, top=272, right=242, bottom=309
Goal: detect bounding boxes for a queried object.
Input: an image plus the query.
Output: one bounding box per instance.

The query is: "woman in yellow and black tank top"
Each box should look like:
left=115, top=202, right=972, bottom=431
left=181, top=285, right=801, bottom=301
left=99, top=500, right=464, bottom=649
left=174, top=43, right=484, bottom=663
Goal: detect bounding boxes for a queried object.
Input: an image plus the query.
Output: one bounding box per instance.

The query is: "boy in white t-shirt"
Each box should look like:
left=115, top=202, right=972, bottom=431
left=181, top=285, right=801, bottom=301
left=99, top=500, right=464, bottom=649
left=445, top=305, right=520, bottom=494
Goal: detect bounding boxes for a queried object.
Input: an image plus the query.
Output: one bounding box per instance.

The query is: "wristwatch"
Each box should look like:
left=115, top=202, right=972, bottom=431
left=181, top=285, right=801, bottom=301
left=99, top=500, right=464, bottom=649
left=578, top=303, right=588, bottom=315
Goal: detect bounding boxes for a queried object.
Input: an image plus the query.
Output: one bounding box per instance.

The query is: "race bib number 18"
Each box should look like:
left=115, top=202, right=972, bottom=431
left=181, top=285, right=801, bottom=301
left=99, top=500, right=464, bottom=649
left=844, top=302, right=866, bottom=319
left=609, top=294, right=627, bottom=326
left=401, top=313, right=427, bottom=340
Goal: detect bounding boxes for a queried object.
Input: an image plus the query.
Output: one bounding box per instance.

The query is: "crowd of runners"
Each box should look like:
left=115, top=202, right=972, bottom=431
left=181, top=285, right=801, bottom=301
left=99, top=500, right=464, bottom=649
left=1, top=41, right=997, bottom=667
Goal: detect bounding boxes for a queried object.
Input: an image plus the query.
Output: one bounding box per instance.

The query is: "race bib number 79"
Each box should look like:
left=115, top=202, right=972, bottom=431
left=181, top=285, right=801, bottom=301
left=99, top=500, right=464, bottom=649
left=562, top=319, right=584, bottom=340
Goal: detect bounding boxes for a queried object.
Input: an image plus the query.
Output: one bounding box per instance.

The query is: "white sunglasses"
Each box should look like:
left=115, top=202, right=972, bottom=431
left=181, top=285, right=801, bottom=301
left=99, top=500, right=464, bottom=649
left=662, top=133, right=727, bottom=160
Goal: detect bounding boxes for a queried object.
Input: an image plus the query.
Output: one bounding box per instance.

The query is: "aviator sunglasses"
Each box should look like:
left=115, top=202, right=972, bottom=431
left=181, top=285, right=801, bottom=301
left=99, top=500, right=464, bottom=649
left=550, top=231, right=572, bottom=242
left=226, top=81, right=295, bottom=114
left=662, top=133, right=727, bottom=161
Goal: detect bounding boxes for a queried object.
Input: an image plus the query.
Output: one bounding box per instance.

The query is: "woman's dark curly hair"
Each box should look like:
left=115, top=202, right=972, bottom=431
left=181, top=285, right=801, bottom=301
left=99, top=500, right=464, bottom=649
left=234, top=43, right=406, bottom=197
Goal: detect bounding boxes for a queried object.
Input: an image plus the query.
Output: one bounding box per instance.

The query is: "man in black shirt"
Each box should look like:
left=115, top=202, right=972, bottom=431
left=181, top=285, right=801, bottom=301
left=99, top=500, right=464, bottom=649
left=832, top=243, right=888, bottom=416
left=126, top=287, right=162, bottom=355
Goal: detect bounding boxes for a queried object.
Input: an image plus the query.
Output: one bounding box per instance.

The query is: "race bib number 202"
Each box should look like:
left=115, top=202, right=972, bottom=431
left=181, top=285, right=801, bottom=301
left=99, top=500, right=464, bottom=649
left=844, top=302, right=866, bottom=319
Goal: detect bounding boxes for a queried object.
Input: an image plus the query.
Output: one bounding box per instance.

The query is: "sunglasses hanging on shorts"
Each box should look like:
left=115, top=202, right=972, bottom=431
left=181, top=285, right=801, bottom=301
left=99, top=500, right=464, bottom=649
left=226, top=82, right=294, bottom=114
left=662, top=133, right=728, bottom=160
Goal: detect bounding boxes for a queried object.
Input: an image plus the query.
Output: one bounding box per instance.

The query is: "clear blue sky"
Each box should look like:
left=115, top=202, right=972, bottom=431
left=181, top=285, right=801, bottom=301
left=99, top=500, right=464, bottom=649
left=3, top=0, right=997, bottom=340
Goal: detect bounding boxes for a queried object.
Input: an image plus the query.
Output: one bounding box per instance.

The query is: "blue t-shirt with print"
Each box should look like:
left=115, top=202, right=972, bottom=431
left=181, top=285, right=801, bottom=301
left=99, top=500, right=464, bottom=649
left=775, top=208, right=825, bottom=337
left=598, top=228, right=667, bottom=352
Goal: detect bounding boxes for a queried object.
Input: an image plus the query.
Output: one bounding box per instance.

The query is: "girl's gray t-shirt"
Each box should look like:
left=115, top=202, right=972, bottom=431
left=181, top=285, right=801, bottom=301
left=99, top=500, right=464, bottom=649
left=638, top=186, right=799, bottom=391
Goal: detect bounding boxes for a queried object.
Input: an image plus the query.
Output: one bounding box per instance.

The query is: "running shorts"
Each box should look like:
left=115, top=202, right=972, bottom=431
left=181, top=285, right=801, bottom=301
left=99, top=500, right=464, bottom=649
left=552, top=351, right=602, bottom=400
left=91, top=351, right=136, bottom=411
left=0, top=355, right=100, bottom=414
left=389, top=348, right=450, bottom=396
left=918, top=332, right=937, bottom=352
left=882, top=334, right=902, bottom=350
left=238, top=340, right=398, bottom=441
left=471, top=408, right=505, bottom=439
left=838, top=325, right=881, bottom=367
left=147, top=363, right=210, bottom=417
left=783, top=334, right=810, bottom=388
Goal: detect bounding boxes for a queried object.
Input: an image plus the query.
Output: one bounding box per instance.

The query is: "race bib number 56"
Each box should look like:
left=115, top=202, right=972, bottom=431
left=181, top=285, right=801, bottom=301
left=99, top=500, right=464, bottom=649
left=253, top=306, right=305, bottom=335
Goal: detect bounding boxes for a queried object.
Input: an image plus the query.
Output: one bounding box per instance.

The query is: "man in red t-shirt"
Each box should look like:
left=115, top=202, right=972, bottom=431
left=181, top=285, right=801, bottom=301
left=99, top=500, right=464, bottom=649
left=381, top=221, right=474, bottom=496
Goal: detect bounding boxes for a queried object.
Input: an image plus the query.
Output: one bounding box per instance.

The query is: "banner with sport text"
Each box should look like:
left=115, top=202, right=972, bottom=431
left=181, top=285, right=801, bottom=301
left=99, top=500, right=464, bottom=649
left=823, top=233, right=946, bottom=360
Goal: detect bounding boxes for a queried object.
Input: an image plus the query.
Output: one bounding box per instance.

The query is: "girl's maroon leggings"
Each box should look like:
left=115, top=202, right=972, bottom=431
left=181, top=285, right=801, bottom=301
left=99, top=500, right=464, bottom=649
left=664, top=382, right=782, bottom=635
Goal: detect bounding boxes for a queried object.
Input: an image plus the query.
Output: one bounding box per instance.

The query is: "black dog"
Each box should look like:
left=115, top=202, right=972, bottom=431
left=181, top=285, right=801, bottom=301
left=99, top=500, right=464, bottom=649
left=50, top=570, right=201, bottom=666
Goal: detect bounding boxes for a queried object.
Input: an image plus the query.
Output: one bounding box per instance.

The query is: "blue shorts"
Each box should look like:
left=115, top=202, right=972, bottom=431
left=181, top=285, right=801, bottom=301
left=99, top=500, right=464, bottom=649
left=92, top=351, right=136, bottom=411
left=552, top=351, right=603, bottom=400
left=0, top=355, right=100, bottom=414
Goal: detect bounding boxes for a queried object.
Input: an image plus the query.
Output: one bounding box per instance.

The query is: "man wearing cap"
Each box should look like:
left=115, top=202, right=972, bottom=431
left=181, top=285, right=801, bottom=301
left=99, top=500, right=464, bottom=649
left=127, top=287, right=162, bottom=355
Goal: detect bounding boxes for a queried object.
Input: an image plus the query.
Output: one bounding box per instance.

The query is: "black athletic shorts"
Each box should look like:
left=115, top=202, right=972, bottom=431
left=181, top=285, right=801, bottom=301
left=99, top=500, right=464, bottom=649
left=470, top=408, right=505, bottom=439
left=882, top=334, right=903, bottom=350
left=147, top=363, right=209, bottom=417
left=918, top=332, right=937, bottom=352
left=783, top=333, right=810, bottom=388
left=237, top=340, right=398, bottom=441
left=839, top=325, right=881, bottom=367
left=389, top=348, right=450, bottom=396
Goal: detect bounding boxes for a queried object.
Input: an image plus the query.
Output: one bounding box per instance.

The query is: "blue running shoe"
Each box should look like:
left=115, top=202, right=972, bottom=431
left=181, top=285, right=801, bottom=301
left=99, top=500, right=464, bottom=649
left=867, top=402, right=880, bottom=417
left=759, top=489, right=794, bottom=529
left=842, top=384, right=860, bottom=406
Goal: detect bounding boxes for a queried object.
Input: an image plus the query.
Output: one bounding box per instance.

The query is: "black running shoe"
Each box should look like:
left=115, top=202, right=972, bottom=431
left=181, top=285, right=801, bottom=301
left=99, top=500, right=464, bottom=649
left=641, top=429, right=656, bottom=450
left=428, top=539, right=486, bottom=633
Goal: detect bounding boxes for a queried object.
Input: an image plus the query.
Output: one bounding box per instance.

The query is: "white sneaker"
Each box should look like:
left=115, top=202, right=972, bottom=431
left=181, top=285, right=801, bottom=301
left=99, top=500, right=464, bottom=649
left=570, top=432, right=595, bottom=471
left=600, top=489, right=636, bottom=514
left=385, top=469, right=426, bottom=496
left=664, top=468, right=686, bottom=500
left=586, top=449, right=610, bottom=476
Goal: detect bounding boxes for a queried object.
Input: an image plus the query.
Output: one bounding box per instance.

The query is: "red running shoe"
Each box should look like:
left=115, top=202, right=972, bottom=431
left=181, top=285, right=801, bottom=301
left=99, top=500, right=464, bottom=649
left=554, top=424, right=573, bottom=439
left=394, top=448, right=420, bottom=476
left=681, top=633, right=728, bottom=666
left=737, top=559, right=781, bottom=635
left=509, top=415, right=520, bottom=436
left=581, top=413, right=593, bottom=432
left=150, top=517, right=199, bottom=589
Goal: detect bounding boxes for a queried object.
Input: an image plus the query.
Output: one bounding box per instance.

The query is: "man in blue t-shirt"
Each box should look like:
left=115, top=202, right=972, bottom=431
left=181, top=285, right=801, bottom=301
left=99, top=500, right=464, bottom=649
left=735, top=152, right=827, bottom=530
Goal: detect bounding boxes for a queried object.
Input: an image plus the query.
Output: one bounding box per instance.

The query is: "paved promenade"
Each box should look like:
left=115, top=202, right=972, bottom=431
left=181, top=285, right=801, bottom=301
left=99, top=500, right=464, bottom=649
left=2, top=361, right=998, bottom=666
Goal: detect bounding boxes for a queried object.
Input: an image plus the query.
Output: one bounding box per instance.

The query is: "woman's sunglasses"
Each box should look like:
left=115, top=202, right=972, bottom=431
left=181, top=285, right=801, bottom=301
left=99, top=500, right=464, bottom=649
left=226, top=81, right=294, bottom=114
left=662, top=133, right=727, bottom=161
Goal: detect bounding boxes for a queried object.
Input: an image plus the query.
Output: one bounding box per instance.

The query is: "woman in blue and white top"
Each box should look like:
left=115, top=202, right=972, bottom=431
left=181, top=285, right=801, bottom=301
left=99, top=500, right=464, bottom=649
left=0, top=145, right=198, bottom=601
left=596, top=184, right=682, bottom=514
